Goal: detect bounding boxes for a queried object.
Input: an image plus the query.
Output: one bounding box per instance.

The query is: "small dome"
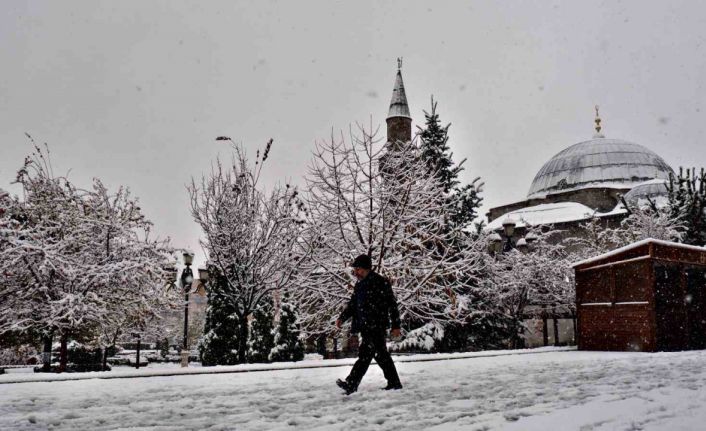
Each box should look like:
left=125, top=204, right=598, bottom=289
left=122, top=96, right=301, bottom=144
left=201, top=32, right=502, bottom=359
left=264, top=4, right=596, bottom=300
left=527, top=138, right=673, bottom=199
left=623, top=179, right=669, bottom=207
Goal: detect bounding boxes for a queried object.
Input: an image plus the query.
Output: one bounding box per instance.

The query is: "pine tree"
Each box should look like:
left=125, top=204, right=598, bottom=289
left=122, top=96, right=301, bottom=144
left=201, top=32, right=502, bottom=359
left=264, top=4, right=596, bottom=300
left=417, top=97, right=483, bottom=231
left=269, top=292, right=304, bottom=362
left=199, top=269, right=242, bottom=366
left=417, top=98, right=487, bottom=349
left=247, top=299, right=275, bottom=363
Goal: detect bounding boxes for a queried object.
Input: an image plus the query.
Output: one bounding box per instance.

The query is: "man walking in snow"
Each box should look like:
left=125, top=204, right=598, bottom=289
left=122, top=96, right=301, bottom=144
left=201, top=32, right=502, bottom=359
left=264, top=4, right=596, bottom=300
left=336, top=254, right=403, bottom=395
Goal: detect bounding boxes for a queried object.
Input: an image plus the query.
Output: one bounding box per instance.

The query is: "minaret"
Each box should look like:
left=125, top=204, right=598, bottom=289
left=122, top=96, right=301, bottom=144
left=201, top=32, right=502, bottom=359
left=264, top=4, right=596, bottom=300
left=386, top=58, right=412, bottom=148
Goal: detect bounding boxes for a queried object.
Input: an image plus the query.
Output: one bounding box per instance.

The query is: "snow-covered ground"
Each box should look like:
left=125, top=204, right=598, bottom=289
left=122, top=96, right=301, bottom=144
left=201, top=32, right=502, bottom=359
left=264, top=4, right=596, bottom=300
left=2, top=348, right=706, bottom=430
left=0, top=347, right=570, bottom=384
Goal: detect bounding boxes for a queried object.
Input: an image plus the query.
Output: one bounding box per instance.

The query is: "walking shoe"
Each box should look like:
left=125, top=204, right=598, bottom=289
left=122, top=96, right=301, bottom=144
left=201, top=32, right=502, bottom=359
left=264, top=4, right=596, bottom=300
left=382, top=382, right=403, bottom=390
left=336, top=378, right=357, bottom=395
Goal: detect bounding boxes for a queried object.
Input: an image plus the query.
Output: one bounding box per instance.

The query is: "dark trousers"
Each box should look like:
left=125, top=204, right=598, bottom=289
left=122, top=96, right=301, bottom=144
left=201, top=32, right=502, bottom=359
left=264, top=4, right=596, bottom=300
left=346, top=330, right=400, bottom=388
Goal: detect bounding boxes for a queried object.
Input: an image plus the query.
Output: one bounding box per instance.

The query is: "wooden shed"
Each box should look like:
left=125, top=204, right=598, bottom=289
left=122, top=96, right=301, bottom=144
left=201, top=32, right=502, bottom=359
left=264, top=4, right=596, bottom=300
left=573, top=238, right=706, bottom=352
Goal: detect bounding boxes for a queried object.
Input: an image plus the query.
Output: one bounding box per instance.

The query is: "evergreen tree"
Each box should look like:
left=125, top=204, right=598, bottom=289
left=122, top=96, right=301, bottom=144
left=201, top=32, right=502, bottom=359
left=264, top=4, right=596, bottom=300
left=417, top=98, right=487, bottom=348
left=247, top=299, right=275, bottom=363
left=667, top=167, right=706, bottom=246
left=199, top=268, right=242, bottom=366
left=417, top=96, right=483, bottom=231
left=269, top=292, right=304, bottom=362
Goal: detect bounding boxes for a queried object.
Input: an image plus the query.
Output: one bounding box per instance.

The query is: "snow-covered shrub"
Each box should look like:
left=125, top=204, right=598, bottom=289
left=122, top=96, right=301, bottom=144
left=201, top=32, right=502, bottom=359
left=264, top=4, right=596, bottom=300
left=66, top=344, right=102, bottom=368
left=199, top=273, right=243, bottom=366
left=0, top=345, right=38, bottom=366
left=247, top=300, right=275, bottom=363
left=389, top=322, right=445, bottom=353
left=269, top=293, right=304, bottom=362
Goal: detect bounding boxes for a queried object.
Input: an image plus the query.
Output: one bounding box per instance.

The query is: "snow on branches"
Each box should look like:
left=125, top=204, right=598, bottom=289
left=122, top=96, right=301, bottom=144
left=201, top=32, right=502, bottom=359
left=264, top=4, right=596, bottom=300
left=188, top=140, right=307, bottom=363
left=0, top=141, right=177, bottom=369
left=294, top=123, right=485, bottom=334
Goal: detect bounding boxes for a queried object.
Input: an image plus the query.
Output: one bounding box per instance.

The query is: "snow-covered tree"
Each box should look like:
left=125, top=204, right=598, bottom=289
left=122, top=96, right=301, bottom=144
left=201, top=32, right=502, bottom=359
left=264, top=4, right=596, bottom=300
left=199, top=268, right=242, bottom=366
left=480, top=229, right=574, bottom=348
left=84, top=179, right=179, bottom=369
left=295, top=123, right=485, bottom=335
left=269, top=292, right=304, bottom=362
left=666, top=167, right=706, bottom=246
left=247, top=297, right=275, bottom=363
left=568, top=206, right=684, bottom=262
left=417, top=97, right=483, bottom=231
left=0, top=142, right=177, bottom=371
left=189, top=139, right=307, bottom=363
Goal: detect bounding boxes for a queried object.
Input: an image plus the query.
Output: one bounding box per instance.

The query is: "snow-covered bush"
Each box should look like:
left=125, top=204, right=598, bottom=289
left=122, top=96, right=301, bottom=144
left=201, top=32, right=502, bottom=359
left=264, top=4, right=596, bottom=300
left=247, top=299, right=275, bottom=363
left=269, top=292, right=304, bottom=362
left=198, top=278, right=242, bottom=366
left=0, top=345, right=38, bottom=366
left=389, top=322, right=445, bottom=353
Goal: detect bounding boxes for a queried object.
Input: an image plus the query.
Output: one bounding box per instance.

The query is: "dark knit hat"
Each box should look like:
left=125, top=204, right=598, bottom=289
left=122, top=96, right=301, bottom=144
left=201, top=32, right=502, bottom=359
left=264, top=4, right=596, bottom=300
left=351, top=254, right=372, bottom=270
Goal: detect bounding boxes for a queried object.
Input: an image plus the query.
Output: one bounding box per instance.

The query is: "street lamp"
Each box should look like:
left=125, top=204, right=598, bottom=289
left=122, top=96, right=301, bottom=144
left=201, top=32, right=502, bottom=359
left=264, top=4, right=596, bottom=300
left=198, top=267, right=209, bottom=284
left=501, top=217, right=516, bottom=252
left=525, top=231, right=538, bottom=245
left=180, top=251, right=194, bottom=367
left=502, top=217, right=516, bottom=237
left=488, top=217, right=534, bottom=255
left=488, top=232, right=503, bottom=254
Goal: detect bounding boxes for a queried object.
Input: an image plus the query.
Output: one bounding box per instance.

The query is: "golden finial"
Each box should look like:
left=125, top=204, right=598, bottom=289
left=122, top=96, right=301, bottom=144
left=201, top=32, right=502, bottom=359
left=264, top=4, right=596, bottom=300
left=594, top=105, right=602, bottom=136
left=397, top=57, right=403, bottom=70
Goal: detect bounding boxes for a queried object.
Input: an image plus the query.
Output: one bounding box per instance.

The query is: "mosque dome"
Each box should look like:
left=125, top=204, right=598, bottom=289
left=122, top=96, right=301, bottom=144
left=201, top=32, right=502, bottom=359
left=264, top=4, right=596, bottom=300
left=527, top=137, right=674, bottom=199
left=622, top=178, right=670, bottom=207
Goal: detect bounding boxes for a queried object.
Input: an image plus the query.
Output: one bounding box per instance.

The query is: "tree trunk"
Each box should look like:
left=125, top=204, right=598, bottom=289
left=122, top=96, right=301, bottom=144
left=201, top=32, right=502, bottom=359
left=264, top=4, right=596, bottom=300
left=41, top=332, right=53, bottom=372
left=238, top=319, right=249, bottom=363
left=542, top=316, right=549, bottom=347
left=317, top=335, right=326, bottom=358
left=553, top=318, right=560, bottom=346
left=102, top=347, right=109, bottom=371
left=58, top=332, right=68, bottom=373
left=135, top=336, right=141, bottom=369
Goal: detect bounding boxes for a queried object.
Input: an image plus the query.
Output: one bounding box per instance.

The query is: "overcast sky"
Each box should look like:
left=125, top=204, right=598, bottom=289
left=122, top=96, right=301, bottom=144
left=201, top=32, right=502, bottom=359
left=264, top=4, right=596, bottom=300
left=2, top=1, right=706, bottom=268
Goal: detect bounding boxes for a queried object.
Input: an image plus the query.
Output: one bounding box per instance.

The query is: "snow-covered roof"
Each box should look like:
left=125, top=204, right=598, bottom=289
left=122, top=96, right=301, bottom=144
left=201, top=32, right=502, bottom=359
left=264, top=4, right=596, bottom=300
left=571, top=238, right=706, bottom=268
left=622, top=179, right=669, bottom=207
left=486, top=202, right=601, bottom=231
left=527, top=138, right=673, bottom=199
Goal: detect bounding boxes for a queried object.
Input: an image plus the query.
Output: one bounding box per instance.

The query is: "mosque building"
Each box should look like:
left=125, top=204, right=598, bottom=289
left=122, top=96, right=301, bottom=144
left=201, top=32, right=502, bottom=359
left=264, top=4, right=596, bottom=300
left=485, top=107, right=675, bottom=346
left=486, top=107, right=674, bottom=239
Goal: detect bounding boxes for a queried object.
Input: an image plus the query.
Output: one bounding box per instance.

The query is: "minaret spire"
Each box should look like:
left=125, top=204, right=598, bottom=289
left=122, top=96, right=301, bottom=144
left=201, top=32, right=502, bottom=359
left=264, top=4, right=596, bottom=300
left=386, top=59, right=412, bottom=146
left=593, top=105, right=605, bottom=138
left=387, top=61, right=411, bottom=120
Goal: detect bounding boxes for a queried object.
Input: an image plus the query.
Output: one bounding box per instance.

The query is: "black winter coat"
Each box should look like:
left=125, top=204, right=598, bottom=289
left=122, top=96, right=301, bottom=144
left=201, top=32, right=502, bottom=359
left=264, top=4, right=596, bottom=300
left=339, top=271, right=401, bottom=334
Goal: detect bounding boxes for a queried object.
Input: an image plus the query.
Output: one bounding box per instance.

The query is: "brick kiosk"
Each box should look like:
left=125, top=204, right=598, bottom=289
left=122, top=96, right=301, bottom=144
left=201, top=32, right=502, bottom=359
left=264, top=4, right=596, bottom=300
left=573, top=239, right=706, bottom=352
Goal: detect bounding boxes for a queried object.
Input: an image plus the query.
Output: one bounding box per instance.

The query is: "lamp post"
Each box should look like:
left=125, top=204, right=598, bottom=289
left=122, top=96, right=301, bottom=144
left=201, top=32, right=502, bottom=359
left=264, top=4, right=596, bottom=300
left=132, top=332, right=142, bottom=369
left=501, top=217, right=516, bottom=252
left=180, top=251, right=194, bottom=367
left=488, top=232, right=503, bottom=255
